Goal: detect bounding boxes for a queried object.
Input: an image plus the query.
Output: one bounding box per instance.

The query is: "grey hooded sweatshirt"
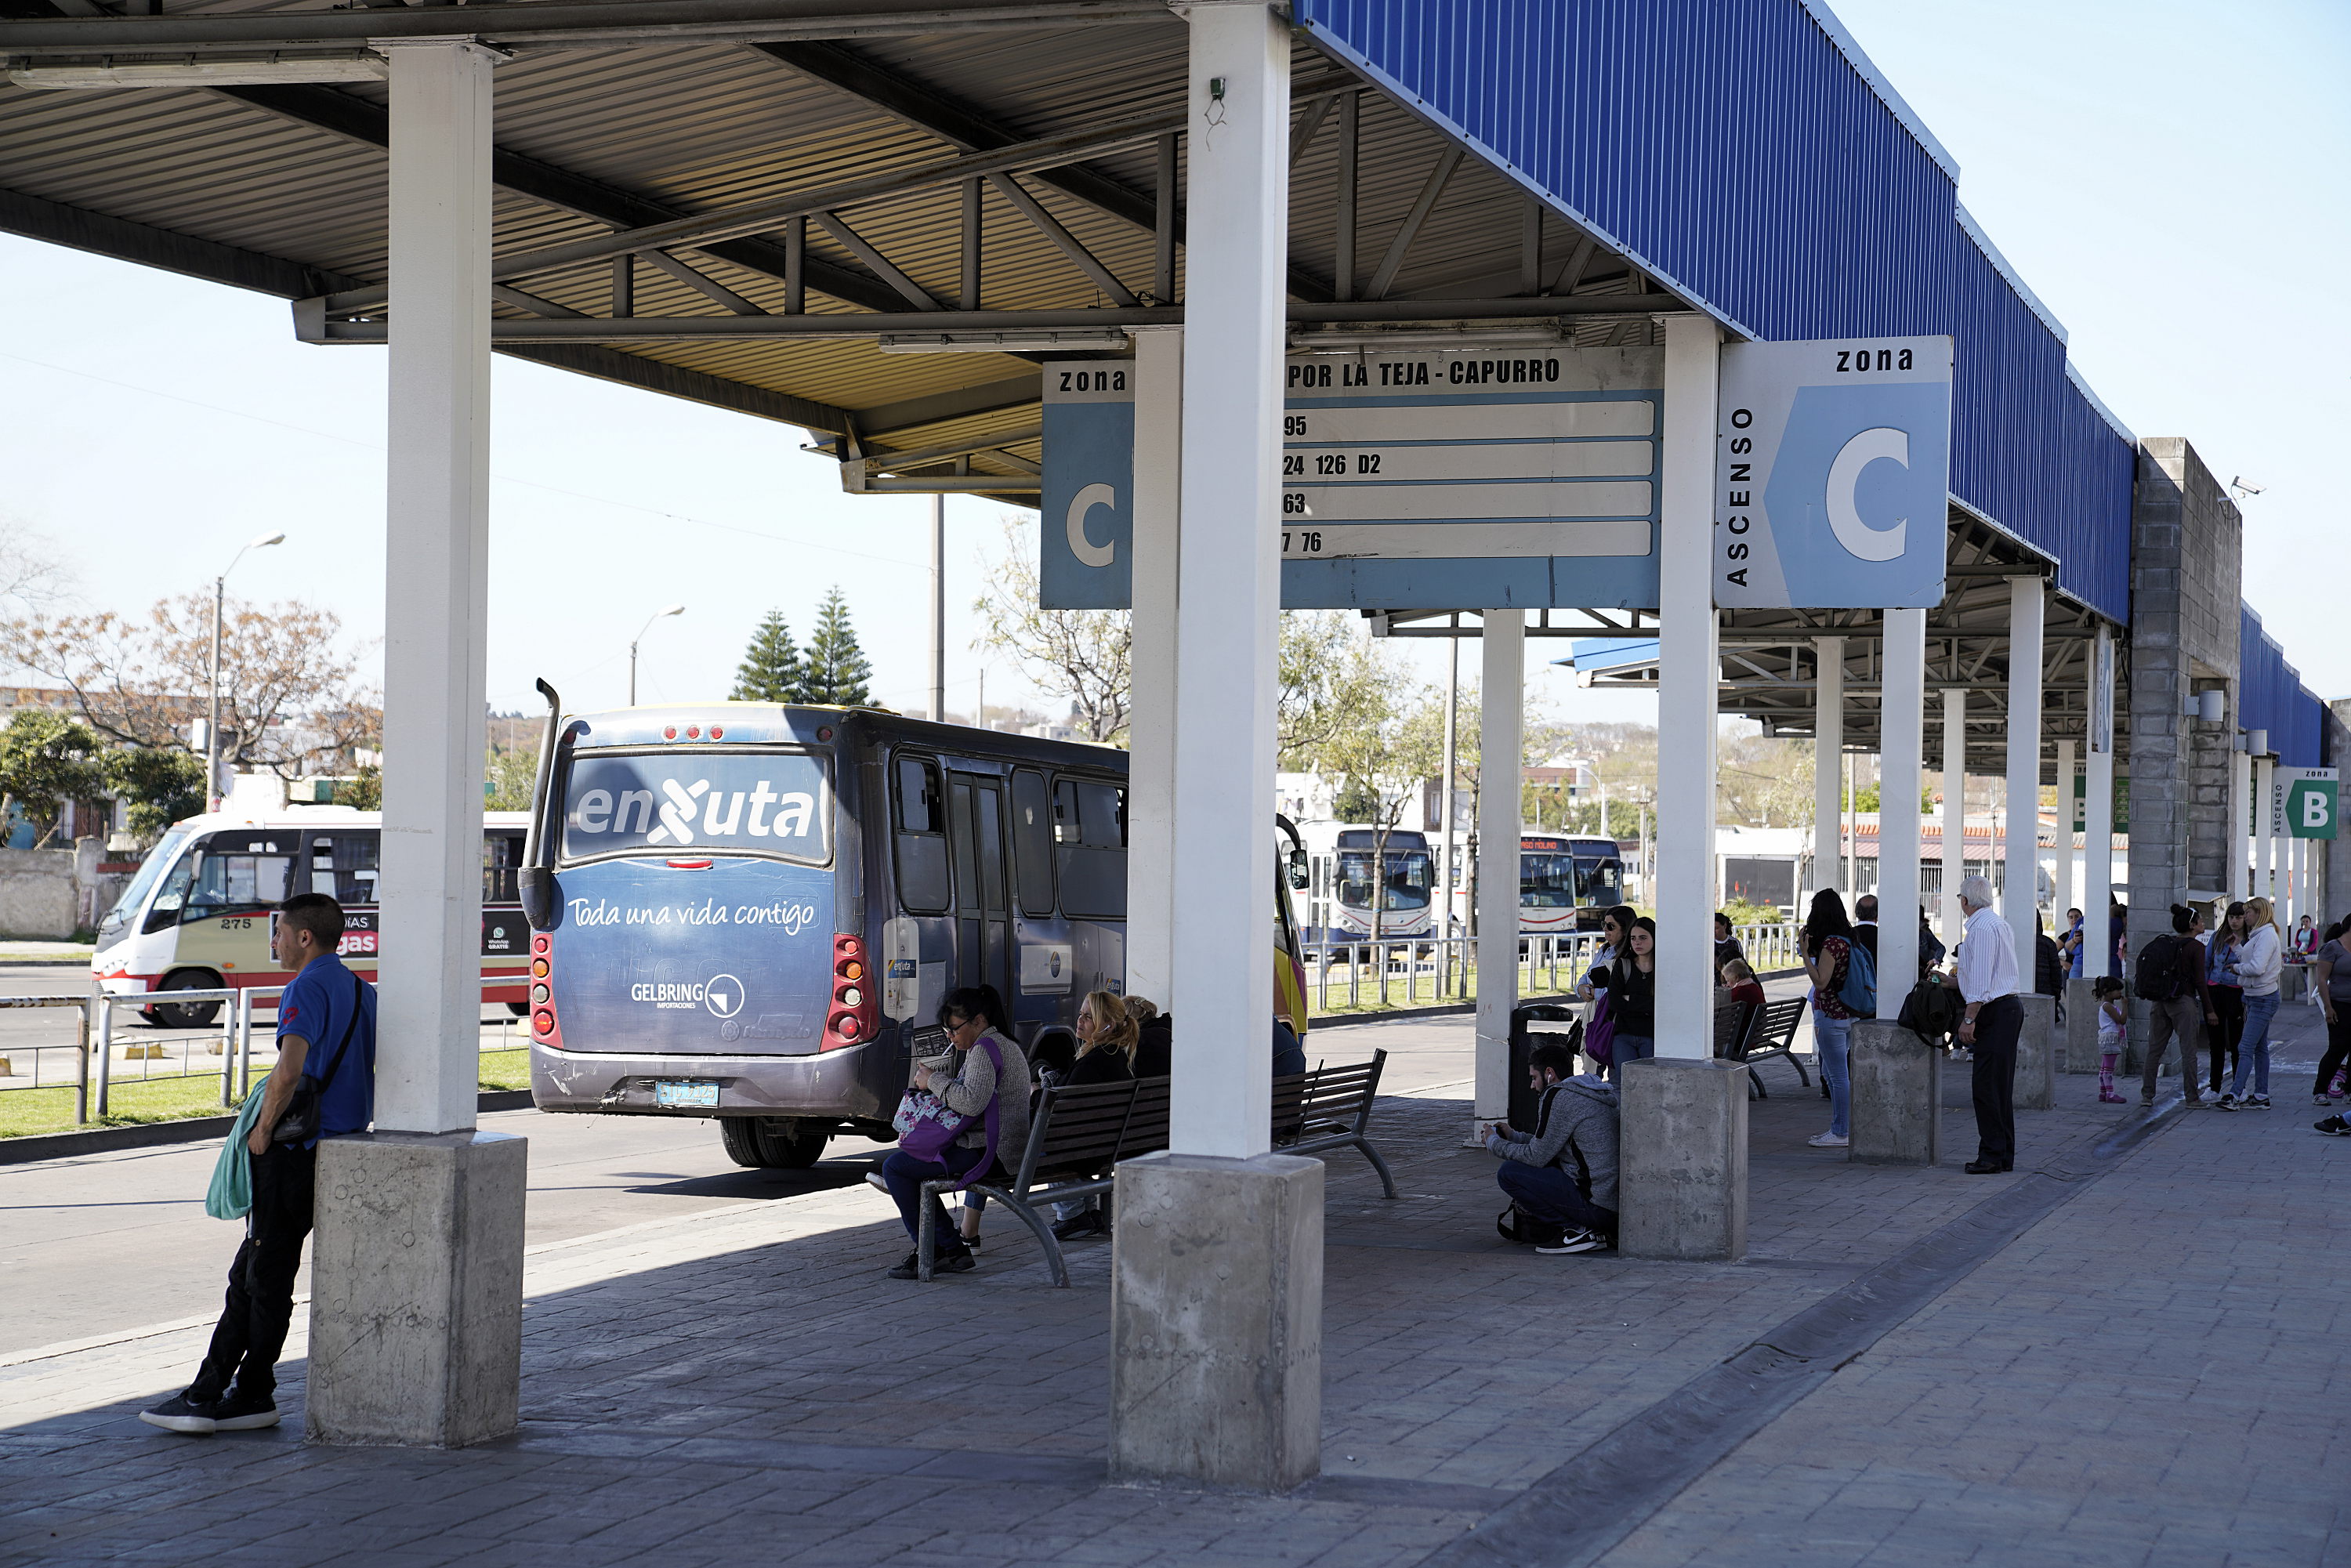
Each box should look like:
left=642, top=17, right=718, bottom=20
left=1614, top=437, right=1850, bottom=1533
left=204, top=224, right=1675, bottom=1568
left=1491, top=1074, right=1620, bottom=1211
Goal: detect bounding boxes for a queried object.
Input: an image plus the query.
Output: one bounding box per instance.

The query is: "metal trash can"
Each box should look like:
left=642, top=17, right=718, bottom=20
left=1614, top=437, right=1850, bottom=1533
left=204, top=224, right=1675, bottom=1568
left=1507, top=1000, right=1582, bottom=1132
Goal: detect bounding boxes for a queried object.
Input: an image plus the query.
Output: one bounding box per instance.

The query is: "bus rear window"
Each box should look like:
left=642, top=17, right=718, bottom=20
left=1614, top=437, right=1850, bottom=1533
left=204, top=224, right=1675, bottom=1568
left=562, top=750, right=829, bottom=864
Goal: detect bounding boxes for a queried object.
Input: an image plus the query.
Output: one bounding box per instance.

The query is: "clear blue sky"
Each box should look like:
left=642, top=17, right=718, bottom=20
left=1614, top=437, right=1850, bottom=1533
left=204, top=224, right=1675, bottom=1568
left=0, top=0, right=2339, bottom=729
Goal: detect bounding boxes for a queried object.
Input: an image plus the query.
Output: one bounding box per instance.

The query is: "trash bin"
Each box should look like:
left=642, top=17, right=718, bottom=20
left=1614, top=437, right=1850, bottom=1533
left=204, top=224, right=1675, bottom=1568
left=1507, top=1000, right=1582, bottom=1132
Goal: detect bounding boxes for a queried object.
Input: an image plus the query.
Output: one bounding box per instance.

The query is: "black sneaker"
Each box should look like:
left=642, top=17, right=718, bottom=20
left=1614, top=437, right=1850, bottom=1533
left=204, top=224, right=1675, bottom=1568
left=2315, top=1114, right=2351, bottom=1136
left=209, top=1389, right=280, bottom=1432
left=2215, top=1095, right=2240, bottom=1112
left=2248, top=1095, right=2272, bottom=1110
left=1535, top=1230, right=1607, bottom=1255
left=138, top=1391, right=219, bottom=1435
left=1051, top=1211, right=1108, bottom=1241
left=886, top=1246, right=974, bottom=1280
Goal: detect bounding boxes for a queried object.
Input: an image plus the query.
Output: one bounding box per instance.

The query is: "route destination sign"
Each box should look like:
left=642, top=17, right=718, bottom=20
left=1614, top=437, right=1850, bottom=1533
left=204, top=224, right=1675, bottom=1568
left=1040, top=345, right=1665, bottom=610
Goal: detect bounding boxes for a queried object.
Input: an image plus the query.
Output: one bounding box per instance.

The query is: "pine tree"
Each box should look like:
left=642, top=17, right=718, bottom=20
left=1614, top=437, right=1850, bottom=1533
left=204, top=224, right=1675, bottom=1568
left=799, top=588, right=873, bottom=707
left=730, top=610, right=805, bottom=703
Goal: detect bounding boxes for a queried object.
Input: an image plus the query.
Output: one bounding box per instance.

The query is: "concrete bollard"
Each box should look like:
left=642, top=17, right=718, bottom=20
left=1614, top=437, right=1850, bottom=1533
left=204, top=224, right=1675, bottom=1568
left=307, top=1129, right=527, bottom=1447
left=1110, top=1151, right=1323, bottom=1492
left=2062, top=977, right=2101, bottom=1073
left=2016, top=994, right=2056, bottom=1110
left=1617, top=1057, right=1748, bottom=1262
left=1849, top=1019, right=1942, bottom=1164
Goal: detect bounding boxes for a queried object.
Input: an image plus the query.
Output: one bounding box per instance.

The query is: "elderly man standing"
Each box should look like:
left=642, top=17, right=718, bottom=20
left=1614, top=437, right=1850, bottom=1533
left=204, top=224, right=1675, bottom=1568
left=1954, top=875, right=2023, bottom=1174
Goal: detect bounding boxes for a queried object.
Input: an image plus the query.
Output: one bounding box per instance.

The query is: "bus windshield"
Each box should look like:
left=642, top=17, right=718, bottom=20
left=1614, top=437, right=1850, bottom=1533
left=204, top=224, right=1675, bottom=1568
left=1520, top=853, right=1578, bottom=907
left=562, top=750, right=831, bottom=864
left=1575, top=853, right=1624, bottom=904
left=1337, top=847, right=1433, bottom=911
left=98, top=827, right=191, bottom=935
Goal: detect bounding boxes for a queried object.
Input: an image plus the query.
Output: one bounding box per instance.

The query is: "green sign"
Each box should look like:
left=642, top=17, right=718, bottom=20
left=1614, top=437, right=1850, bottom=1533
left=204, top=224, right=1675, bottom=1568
left=2070, top=773, right=2131, bottom=835
left=2283, top=771, right=2339, bottom=840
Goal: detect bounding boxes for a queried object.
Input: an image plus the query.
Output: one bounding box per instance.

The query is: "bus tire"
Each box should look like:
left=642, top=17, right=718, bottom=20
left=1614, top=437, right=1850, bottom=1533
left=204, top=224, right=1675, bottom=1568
left=148, top=970, right=223, bottom=1030
left=719, top=1118, right=770, bottom=1168
left=756, top=1119, right=829, bottom=1169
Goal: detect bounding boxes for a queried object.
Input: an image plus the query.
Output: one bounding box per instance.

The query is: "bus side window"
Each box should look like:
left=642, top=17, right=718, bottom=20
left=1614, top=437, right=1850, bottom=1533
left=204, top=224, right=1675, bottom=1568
left=1010, top=769, right=1055, bottom=918
left=1056, top=778, right=1127, bottom=920
left=893, top=756, right=951, bottom=913
left=327, top=833, right=380, bottom=907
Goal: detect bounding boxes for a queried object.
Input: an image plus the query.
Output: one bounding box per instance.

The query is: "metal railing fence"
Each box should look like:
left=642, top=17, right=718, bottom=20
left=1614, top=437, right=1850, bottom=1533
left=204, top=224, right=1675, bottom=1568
left=1302, top=921, right=1802, bottom=1015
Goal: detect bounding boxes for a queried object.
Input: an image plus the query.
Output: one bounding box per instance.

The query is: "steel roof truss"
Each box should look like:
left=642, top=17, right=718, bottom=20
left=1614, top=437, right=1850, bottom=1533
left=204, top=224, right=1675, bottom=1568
left=986, top=171, right=1137, bottom=307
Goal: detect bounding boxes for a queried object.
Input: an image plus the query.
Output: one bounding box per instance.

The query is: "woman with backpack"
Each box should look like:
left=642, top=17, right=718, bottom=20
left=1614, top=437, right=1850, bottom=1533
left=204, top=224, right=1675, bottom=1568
left=2137, top=904, right=2216, bottom=1107
left=2219, top=896, right=2284, bottom=1110
left=1800, top=889, right=1863, bottom=1150
left=2204, top=901, right=2249, bottom=1098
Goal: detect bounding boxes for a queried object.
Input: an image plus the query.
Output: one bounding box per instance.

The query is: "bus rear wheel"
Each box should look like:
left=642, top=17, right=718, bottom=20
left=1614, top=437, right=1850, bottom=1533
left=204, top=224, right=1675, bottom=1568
left=143, top=971, right=223, bottom=1029
left=719, top=1117, right=830, bottom=1170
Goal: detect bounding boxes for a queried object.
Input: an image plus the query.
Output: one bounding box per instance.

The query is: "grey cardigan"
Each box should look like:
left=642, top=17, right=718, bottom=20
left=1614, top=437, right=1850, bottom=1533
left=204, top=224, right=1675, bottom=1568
left=1490, top=1076, right=1620, bottom=1211
left=935, top=1028, right=1031, bottom=1165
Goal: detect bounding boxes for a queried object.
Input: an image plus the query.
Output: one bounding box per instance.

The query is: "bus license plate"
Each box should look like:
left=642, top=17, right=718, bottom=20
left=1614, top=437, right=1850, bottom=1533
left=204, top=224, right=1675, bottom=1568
left=654, top=1079, right=720, bottom=1109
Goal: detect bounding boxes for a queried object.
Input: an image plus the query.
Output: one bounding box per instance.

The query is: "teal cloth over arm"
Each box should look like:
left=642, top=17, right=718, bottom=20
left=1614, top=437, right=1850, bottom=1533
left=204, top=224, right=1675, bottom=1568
left=205, top=1090, right=269, bottom=1221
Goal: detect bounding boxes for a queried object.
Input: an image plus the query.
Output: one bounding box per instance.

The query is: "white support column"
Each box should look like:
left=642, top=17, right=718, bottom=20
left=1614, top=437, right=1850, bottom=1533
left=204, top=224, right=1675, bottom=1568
left=1878, top=610, right=1925, bottom=992
left=2085, top=626, right=2117, bottom=979
left=2053, top=737, right=2077, bottom=929
left=1814, top=637, right=1843, bottom=895
left=1942, top=686, right=1966, bottom=949
left=379, top=39, right=497, bottom=1137
left=2231, top=739, right=2252, bottom=901
left=2256, top=755, right=2276, bottom=907
left=926, top=496, right=946, bottom=723
left=1124, top=327, right=1183, bottom=1004
left=1115, top=5, right=1316, bottom=1494
left=1654, top=315, right=1720, bottom=1059
left=2004, top=576, right=2045, bottom=978
left=1474, top=610, right=1524, bottom=1121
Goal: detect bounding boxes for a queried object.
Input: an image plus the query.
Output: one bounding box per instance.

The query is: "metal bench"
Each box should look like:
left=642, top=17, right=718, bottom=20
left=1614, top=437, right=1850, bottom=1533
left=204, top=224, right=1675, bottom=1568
left=915, top=1051, right=1396, bottom=1286
left=1731, top=994, right=1810, bottom=1096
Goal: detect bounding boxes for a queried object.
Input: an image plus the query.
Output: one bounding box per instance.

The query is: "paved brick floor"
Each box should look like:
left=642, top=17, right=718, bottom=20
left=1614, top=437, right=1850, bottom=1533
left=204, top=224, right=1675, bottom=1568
left=4, top=1005, right=2346, bottom=1567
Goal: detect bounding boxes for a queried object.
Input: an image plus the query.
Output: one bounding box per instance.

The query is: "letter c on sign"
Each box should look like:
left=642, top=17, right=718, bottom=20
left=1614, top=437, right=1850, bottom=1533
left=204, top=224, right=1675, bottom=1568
left=1066, top=483, right=1117, bottom=569
left=1825, top=426, right=1910, bottom=563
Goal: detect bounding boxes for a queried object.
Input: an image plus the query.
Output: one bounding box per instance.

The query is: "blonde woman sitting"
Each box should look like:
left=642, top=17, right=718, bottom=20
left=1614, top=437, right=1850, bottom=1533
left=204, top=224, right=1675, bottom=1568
left=1050, top=990, right=1137, bottom=1241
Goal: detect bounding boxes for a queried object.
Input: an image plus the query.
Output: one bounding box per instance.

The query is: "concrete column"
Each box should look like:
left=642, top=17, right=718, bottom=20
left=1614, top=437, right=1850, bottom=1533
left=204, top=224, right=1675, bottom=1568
left=926, top=496, right=946, bottom=722
left=2231, top=744, right=2252, bottom=901
left=310, top=39, right=523, bottom=1451
left=1654, top=313, right=1720, bottom=1059
left=2085, top=627, right=2117, bottom=979
left=1124, top=327, right=1183, bottom=1003
left=1879, top=611, right=1924, bottom=994
left=1942, top=686, right=1965, bottom=950
left=2054, top=738, right=2077, bottom=933
left=2004, top=577, right=2045, bottom=978
left=1115, top=4, right=1314, bottom=1494
left=2015, top=993, right=2056, bottom=1110
left=1815, top=637, right=1843, bottom=895
left=1619, top=1058, right=1747, bottom=1259
left=2255, top=755, right=2275, bottom=906
left=1475, top=609, right=1525, bottom=1124
left=1849, top=1019, right=1940, bottom=1164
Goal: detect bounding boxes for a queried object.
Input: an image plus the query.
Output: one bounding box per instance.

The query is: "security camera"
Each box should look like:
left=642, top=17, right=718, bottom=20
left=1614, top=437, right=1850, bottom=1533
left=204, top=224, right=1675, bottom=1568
left=2230, top=476, right=2266, bottom=498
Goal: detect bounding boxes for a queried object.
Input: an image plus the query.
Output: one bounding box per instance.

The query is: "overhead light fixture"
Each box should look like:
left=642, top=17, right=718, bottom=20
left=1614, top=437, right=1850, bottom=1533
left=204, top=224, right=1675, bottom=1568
left=1288, top=324, right=1571, bottom=354
left=7, top=52, right=388, bottom=89
left=877, top=329, right=1130, bottom=355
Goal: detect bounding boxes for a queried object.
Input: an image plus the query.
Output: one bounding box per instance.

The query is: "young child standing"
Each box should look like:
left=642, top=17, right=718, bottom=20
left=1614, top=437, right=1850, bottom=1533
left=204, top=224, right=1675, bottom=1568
left=2095, top=976, right=2128, bottom=1103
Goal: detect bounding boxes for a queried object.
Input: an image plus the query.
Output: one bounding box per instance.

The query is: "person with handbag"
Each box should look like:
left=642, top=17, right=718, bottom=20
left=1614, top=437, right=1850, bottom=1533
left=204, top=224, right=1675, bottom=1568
left=878, top=985, right=1029, bottom=1280
left=143, top=893, right=375, bottom=1436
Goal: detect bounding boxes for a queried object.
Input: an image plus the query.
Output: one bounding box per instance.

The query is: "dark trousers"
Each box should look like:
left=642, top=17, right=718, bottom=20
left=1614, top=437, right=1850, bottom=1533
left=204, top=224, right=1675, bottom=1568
left=2317, top=1008, right=2351, bottom=1099
left=1969, top=994, right=2024, bottom=1166
left=1496, top=1161, right=1618, bottom=1238
left=881, top=1143, right=987, bottom=1246
left=194, top=1141, right=315, bottom=1403
left=2139, top=995, right=2206, bottom=1103
left=2207, top=987, right=2244, bottom=1094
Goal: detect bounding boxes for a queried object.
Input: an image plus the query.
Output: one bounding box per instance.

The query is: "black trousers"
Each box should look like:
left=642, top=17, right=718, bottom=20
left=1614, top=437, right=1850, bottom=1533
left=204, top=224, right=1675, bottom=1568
left=1970, top=994, right=2024, bottom=1166
left=194, top=1141, right=316, bottom=1403
left=2207, top=986, right=2244, bottom=1095
left=2317, top=1008, right=2351, bottom=1099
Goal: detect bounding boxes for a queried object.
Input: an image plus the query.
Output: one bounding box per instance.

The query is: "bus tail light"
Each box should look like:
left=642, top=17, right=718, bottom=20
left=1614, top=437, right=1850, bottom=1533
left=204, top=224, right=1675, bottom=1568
left=822, top=933, right=878, bottom=1051
left=531, top=934, right=564, bottom=1049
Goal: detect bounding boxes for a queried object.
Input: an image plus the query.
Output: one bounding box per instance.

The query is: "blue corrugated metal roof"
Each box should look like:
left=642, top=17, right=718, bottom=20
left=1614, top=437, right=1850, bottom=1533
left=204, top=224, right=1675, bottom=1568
left=2240, top=606, right=2324, bottom=769
left=1294, top=0, right=2135, bottom=624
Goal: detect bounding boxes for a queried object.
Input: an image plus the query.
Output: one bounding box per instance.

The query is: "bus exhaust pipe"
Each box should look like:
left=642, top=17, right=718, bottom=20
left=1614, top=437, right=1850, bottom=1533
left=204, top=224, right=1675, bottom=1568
left=520, top=677, right=564, bottom=931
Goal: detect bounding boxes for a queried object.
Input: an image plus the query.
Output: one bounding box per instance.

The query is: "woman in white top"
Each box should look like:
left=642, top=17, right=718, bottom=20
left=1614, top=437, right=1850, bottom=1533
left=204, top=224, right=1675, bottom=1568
left=2220, top=895, right=2284, bottom=1110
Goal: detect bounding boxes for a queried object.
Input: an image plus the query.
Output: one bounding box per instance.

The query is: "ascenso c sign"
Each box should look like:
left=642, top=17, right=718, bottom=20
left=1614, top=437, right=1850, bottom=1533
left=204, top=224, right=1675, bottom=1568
left=1715, top=335, right=1954, bottom=610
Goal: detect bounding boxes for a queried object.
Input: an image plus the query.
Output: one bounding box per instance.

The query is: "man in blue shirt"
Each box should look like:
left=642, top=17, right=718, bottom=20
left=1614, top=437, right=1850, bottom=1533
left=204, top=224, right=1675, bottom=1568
left=143, top=893, right=376, bottom=1435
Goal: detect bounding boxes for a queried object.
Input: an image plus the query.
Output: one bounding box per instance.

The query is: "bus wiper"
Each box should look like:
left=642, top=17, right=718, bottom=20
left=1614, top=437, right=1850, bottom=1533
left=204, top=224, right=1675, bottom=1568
left=520, top=677, right=564, bottom=932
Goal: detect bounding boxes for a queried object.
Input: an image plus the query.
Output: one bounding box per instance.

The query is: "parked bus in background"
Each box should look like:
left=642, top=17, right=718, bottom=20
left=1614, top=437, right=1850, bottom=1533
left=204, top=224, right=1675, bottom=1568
left=522, top=696, right=1310, bottom=1170
left=1520, top=834, right=1626, bottom=934
left=1292, top=823, right=1438, bottom=945
left=92, top=806, right=534, bottom=1026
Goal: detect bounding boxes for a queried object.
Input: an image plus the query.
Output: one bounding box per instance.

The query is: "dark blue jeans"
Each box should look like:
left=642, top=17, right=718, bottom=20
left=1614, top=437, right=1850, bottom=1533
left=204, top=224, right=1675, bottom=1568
left=1496, top=1161, right=1617, bottom=1239
left=882, top=1143, right=987, bottom=1245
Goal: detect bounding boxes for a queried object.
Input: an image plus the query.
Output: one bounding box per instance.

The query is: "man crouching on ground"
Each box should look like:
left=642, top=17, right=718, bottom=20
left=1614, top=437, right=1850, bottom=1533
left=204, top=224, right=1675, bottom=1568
left=142, top=893, right=375, bottom=1435
left=1483, top=1041, right=1619, bottom=1255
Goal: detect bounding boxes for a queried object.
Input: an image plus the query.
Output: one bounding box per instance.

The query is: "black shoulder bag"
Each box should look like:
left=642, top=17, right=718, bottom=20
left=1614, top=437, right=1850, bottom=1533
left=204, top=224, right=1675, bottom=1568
left=270, top=975, right=370, bottom=1146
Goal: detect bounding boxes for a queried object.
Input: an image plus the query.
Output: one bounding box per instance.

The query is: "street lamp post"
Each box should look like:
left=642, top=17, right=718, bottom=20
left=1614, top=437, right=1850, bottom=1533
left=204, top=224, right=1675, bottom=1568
left=207, top=531, right=285, bottom=809
left=629, top=603, right=686, bottom=705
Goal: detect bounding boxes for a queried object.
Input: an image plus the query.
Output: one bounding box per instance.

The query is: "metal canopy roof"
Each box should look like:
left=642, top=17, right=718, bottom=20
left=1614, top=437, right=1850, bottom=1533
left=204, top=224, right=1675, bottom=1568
left=0, top=0, right=1682, bottom=506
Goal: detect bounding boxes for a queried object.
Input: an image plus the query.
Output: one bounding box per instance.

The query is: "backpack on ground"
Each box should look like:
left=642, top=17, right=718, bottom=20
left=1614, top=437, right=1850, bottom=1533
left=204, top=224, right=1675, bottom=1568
left=1837, top=939, right=1878, bottom=1017
left=1497, top=1203, right=1567, bottom=1248
left=2134, top=935, right=2186, bottom=1001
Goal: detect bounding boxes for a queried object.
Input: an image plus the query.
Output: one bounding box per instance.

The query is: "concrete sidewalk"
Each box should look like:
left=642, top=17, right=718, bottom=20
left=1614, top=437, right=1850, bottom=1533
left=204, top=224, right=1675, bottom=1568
left=4, top=1007, right=2346, bottom=1567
